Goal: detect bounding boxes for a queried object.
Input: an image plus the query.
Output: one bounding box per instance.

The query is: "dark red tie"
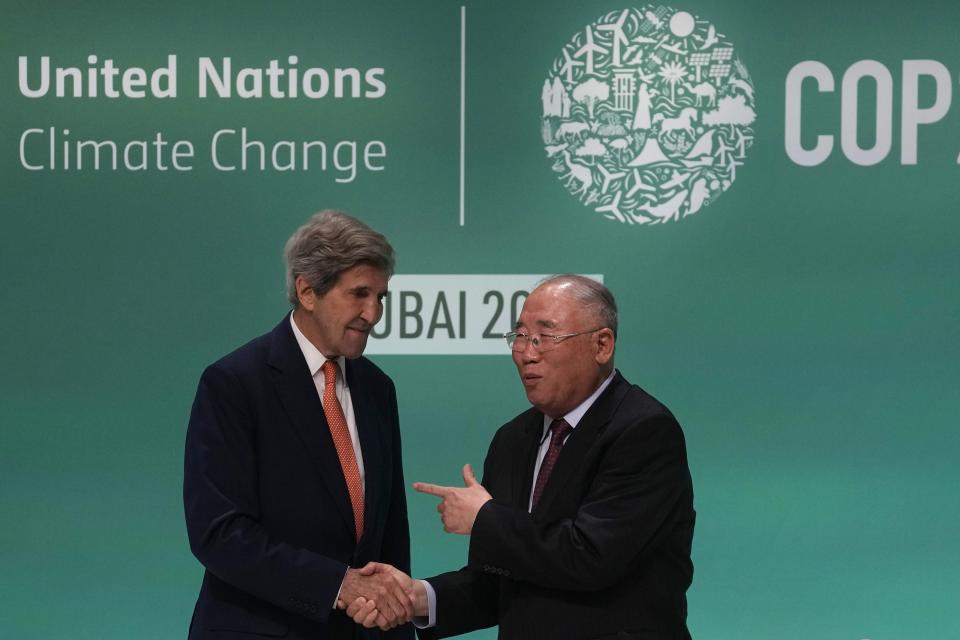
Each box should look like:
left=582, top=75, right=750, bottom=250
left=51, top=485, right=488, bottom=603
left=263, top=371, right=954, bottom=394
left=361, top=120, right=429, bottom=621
left=531, top=419, right=572, bottom=509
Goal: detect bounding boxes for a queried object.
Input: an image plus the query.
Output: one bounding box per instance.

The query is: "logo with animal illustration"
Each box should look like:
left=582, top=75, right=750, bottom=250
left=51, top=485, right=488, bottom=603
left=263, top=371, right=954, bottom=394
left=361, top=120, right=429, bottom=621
left=542, top=6, right=756, bottom=225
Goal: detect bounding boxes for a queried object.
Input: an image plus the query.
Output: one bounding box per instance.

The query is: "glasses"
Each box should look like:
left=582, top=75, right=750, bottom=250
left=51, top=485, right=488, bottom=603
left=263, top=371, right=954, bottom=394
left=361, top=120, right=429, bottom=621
left=503, top=328, right=602, bottom=352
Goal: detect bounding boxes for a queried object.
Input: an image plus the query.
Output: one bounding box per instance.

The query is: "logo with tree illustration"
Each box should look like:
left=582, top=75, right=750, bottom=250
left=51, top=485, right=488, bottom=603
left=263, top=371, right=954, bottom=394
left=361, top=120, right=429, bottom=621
left=542, top=6, right=756, bottom=225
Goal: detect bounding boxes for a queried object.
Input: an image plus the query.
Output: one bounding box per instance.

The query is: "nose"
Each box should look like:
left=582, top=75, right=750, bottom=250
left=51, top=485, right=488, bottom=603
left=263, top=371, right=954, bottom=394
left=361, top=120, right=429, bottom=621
left=516, top=340, right=541, bottom=363
left=360, top=297, right=383, bottom=326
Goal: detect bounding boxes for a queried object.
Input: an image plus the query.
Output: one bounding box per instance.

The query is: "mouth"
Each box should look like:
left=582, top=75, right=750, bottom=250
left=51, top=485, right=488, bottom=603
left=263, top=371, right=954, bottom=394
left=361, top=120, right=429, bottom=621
left=520, top=372, right=541, bottom=386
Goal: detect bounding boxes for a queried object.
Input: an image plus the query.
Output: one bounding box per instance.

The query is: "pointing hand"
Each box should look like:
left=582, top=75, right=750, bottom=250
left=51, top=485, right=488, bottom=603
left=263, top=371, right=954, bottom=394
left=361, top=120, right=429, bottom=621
left=413, top=464, right=492, bottom=535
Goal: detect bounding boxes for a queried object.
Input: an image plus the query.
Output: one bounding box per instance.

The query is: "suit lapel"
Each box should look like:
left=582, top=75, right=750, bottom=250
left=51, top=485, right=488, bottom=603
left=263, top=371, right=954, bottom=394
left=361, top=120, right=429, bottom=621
left=267, top=318, right=355, bottom=536
left=514, top=411, right=544, bottom=509
left=346, top=359, right=383, bottom=547
left=532, top=372, right=628, bottom=515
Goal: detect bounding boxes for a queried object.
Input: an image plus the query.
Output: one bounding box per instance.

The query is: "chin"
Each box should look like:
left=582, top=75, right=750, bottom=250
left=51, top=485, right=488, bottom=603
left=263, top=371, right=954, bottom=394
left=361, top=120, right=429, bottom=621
left=526, top=395, right=550, bottom=414
left=344, top=340, right=369, bottom=359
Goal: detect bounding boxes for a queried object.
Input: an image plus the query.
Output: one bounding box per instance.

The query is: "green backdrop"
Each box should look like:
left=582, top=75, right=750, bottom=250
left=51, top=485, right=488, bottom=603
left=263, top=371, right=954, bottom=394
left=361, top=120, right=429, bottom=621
left=2, top=1, right=958, bottom=638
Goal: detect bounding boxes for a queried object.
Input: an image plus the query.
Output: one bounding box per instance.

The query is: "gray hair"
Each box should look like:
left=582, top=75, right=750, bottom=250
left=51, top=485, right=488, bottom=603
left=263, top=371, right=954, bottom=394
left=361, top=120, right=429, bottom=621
left=284, top=210, right=395, bottom=305
left=537, top=274, right=618, bottom=338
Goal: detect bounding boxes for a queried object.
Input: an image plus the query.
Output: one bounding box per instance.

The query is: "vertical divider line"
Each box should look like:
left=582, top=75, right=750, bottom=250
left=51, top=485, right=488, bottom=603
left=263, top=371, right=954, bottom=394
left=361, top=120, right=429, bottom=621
left=459, top=5, right=466, bottom=226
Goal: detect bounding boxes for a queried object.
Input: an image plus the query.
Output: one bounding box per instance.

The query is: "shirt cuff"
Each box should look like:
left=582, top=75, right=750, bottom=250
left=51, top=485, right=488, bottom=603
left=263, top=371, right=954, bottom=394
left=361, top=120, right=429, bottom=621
left=333, top=575, right=344, bottom=610
left=412, top=579, right=437, bottom=628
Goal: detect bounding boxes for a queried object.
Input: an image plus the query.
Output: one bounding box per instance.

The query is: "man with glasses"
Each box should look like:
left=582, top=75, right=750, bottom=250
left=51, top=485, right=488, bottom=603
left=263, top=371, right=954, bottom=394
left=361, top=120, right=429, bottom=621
left=344, top=274, right=695, bottom=640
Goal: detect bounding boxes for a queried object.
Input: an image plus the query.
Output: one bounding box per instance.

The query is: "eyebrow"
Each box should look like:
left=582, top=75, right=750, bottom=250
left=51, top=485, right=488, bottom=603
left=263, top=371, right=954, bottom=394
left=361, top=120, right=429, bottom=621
left=348, top=286, right=388, bottom=296
left=514, top=319, right=557, bottom=330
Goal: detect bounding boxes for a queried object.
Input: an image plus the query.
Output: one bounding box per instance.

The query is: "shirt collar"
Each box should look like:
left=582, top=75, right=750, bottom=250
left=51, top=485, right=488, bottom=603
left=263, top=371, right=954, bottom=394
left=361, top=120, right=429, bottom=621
left=289, top=311, right=346, bottom=379
left=541, top=369, right=616, bottom=436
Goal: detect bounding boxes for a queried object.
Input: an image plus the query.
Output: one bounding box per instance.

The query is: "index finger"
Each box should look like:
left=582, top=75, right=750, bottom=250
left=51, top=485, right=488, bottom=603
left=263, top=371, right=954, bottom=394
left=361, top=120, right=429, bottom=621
left=413, top=482, right=452, bottom=497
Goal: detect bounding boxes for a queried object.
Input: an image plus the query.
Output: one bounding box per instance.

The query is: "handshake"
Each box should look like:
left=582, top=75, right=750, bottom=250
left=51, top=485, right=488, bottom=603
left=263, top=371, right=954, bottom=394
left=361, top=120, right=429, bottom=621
left=337, top=562, right=427, bottom=631
left=337, top=465, right=493, bottom=630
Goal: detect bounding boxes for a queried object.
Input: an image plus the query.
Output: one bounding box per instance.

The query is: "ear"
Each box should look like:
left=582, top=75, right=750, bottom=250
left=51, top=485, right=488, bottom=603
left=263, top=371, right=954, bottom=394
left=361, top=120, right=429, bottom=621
left=295, top=276, right=316, bottom=311
left=594, top=328, right=615, bottom=365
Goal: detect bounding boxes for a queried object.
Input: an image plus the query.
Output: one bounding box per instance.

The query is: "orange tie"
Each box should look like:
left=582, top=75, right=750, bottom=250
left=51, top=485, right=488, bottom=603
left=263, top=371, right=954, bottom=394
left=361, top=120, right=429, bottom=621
left=321, top=359, right=364, bottom=541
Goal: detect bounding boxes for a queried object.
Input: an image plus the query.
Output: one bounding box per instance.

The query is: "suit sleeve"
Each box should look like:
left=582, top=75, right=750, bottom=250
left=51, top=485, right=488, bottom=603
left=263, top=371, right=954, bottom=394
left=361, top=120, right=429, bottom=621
left=468, top=414, right=691, bottom=592
left=415, top=569, right=499, bottom=639
left=183, top=363, right=347, bottom=622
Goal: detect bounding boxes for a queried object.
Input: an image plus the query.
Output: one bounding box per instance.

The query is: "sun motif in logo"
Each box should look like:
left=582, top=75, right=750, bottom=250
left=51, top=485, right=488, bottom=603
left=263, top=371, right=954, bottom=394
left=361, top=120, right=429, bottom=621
left=542, top=6, right=756, bottom=225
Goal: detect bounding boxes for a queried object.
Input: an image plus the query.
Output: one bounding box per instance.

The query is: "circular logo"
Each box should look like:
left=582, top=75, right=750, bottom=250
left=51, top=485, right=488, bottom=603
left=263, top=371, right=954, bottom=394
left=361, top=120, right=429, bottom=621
left=542, top=7, right=756, bottom=225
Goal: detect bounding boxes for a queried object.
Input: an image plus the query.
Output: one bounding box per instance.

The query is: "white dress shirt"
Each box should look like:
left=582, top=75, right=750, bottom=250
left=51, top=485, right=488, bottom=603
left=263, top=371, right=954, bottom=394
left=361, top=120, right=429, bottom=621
left=527, top=370, right=615, bottom=511
left=290, top=312, right=366, bottom=491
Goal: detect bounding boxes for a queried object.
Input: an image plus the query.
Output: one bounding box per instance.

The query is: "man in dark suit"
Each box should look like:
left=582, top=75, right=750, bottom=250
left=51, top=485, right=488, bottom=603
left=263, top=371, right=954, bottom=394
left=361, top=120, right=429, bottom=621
left=347, top=275, right=695, bottom=639
left=184, top=210, right=415, bottom=639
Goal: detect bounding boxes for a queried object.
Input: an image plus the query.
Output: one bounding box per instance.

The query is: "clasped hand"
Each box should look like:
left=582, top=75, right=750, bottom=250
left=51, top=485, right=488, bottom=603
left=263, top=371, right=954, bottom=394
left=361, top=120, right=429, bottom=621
left=338, top=465, right=490, bottom=630
left=337, top=562, right=423, bottom=630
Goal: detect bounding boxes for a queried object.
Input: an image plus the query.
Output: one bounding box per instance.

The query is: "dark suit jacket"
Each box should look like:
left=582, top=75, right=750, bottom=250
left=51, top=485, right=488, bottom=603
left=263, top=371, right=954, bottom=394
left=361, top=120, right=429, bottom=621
left=420, top=372, right=694, bottom=640
left=184, top=316, right=413, bottom=640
